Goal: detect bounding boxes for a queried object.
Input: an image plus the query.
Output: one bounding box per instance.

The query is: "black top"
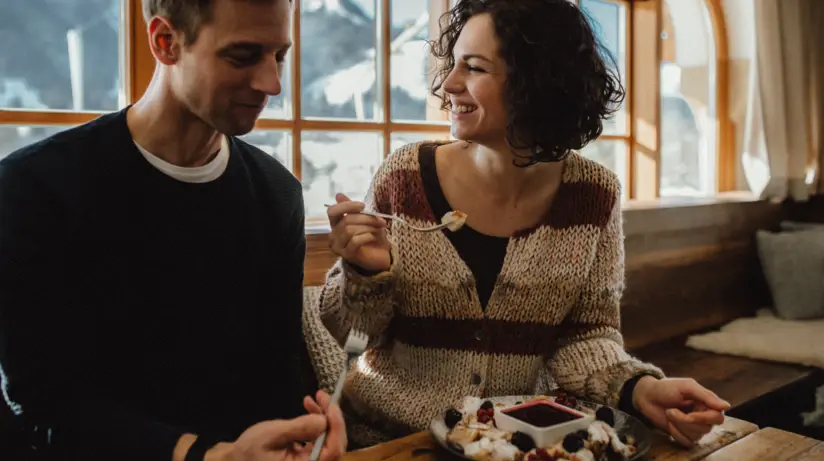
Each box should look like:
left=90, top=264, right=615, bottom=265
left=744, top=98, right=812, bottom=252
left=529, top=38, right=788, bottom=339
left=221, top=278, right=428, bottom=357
left=418, top=142, right=649, bottom=420
left=0, top=109, right=316, bottom=461
left=418, top=144, right=509, bottom=309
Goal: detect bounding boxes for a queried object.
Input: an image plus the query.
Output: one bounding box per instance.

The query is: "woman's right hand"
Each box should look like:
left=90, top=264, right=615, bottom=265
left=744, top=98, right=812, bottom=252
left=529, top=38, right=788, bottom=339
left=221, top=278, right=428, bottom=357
left=327, top=193, right=392, bottom=273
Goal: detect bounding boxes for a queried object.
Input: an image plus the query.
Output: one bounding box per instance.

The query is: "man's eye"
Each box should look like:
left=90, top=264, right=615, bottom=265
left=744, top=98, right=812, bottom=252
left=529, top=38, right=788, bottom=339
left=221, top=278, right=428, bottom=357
left=228, top=54, right=260, bottom=67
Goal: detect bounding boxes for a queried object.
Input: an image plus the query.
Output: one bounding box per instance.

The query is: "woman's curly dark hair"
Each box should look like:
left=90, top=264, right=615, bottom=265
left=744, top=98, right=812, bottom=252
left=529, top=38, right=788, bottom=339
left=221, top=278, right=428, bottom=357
left=430, top=0, right=625, bottom=166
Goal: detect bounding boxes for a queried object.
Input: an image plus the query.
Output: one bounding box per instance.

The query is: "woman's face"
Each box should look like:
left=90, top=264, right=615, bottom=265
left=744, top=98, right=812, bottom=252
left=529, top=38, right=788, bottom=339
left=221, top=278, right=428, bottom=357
left=442, top=13, right=509, bottom=145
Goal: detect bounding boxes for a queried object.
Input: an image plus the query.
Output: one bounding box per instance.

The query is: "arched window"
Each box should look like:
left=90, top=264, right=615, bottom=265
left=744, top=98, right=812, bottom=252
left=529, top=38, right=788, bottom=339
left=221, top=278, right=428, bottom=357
left=576, top=0, right=729, bottom=199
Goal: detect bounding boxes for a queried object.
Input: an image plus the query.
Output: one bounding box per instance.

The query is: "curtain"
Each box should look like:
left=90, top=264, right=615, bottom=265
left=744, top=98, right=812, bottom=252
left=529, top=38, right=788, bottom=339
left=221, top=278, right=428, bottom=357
left=741, top=0, right=824, bottom=200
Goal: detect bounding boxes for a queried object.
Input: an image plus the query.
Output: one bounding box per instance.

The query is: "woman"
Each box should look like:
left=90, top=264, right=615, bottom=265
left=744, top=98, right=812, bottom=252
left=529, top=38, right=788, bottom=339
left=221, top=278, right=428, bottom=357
left=317, top=0, right=728, bottom=449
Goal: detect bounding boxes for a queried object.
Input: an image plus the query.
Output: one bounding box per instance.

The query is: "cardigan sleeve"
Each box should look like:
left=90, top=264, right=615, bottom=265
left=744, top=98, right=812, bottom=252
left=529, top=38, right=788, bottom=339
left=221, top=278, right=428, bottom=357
left=547, top=182, right=665, bottom=408
left=316, top=150, right=400, bottom=348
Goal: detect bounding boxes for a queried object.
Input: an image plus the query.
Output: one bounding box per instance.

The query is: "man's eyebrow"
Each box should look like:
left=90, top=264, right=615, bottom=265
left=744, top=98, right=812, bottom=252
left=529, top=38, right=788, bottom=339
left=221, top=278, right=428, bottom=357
left=218, top=41, right=293, bottom=53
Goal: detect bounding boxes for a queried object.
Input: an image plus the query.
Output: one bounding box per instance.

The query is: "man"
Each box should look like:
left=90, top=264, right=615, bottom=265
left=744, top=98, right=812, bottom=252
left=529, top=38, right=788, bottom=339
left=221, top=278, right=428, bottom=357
left=0, top=1, right=346, bottom=460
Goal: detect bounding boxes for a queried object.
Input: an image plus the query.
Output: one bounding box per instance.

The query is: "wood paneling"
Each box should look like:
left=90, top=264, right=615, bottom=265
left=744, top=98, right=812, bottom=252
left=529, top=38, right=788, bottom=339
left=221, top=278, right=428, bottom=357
left=621, top=199, right=783, bottom=348
left=305, top=232, right=337, bottom=285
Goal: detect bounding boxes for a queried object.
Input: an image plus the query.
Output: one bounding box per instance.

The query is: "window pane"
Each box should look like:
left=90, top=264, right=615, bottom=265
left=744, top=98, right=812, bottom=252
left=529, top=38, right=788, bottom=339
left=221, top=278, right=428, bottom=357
left=0, top=1, right=123, bottom=111
left=301, top=131, right=383, bottom=219
left=580, top=140, right=627, bottom=194
left=300, top=0, right=379, bottom=121
left=390, top=0, right=438, bottom=122
left=0, top=125, right=71, bottom=160
left=238, top=130, right=291, bottom=169
left=579, top=0, right=628, bottom=136
left=389, top=131, right=451, bottom=152
left=659, top=0, right=716, bottom=197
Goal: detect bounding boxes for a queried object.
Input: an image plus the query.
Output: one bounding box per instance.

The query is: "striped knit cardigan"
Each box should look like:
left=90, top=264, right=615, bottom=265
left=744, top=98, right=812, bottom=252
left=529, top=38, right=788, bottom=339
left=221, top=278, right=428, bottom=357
left=313, top=141, right=665, bottom=446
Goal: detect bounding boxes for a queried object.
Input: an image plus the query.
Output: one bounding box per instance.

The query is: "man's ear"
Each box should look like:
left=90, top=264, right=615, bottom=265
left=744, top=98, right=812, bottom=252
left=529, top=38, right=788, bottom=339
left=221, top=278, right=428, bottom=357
left=147, top=16, right=184, bottom=65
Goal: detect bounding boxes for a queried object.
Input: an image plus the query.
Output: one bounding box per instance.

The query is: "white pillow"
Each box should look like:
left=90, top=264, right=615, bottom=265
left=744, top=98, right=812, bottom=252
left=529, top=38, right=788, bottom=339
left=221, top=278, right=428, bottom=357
left=756, top=228, right=824, bottom=320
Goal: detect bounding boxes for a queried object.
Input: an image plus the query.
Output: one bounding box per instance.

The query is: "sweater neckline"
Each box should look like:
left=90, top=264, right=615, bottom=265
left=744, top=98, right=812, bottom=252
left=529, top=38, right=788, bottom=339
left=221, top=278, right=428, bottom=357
left=409, top=140, right=578, bottom=318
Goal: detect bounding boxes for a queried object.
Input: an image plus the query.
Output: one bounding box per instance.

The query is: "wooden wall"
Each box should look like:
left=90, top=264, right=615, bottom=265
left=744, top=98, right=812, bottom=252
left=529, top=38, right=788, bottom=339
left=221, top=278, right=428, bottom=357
left=621, top=199, right=782, bottom=348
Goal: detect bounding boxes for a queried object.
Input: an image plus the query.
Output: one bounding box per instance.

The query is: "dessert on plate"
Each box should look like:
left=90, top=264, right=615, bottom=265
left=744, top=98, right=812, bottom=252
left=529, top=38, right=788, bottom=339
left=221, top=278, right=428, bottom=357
left=443, top=396, right=638, bottom=461
left=441, top=210, right=468, bottom=231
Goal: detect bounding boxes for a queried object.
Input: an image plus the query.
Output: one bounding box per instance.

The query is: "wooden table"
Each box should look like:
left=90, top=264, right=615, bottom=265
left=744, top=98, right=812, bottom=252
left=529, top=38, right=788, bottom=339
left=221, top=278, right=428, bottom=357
left=704, top=427, right=824, bottom=460
left=342, top=417, right=823, bottom=460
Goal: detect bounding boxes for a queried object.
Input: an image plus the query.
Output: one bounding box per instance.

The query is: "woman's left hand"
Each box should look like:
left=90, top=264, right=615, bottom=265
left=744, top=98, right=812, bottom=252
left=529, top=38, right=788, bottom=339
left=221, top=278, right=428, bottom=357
left=632, top=377, right=731, bottom=447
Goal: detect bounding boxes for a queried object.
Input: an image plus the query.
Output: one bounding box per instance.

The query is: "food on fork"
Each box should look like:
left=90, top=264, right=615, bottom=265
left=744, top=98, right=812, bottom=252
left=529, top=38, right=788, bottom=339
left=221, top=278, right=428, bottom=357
left=441, top=210, right=468, bottom=232
left=442, top=396, right=638, bottom=461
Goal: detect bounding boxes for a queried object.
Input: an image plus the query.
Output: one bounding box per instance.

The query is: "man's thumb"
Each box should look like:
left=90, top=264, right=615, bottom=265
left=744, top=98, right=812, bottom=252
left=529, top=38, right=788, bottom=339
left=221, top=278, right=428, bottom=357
left=335, top=193, right=351, bottom=204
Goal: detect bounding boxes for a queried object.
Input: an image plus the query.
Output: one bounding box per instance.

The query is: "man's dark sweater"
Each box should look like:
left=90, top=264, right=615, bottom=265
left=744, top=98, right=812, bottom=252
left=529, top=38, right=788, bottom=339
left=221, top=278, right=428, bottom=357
left=0, top=109, right=316, bottom=460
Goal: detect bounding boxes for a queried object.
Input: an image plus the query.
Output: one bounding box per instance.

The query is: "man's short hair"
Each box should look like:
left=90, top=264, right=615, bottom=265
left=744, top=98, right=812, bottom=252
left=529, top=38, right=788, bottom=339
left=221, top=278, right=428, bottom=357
left=141, top=0, right=288, bottom=46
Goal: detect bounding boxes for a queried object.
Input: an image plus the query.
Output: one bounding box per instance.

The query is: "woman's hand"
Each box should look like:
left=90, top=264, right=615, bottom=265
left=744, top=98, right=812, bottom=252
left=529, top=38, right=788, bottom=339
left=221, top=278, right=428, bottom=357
left=632, top=376, right=730, bottom=447
left=327, top=193, right=391, bottom=273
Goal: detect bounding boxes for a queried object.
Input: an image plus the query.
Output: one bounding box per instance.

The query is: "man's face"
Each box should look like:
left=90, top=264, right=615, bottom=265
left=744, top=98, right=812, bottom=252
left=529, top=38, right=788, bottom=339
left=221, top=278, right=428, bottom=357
left=172, top=0, right=292, bottom=136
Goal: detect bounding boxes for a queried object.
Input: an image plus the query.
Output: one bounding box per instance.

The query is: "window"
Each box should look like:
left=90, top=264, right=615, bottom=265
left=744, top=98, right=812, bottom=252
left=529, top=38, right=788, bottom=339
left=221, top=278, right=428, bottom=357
left=0, top=0, right=125, bottom=159
left=0, top=0, right=731, bottom=226
left=572, top=0, right=730, bottom=199
left=578, top=0, right=630, bottom=194
left=249, top=0, right=452, bottom=223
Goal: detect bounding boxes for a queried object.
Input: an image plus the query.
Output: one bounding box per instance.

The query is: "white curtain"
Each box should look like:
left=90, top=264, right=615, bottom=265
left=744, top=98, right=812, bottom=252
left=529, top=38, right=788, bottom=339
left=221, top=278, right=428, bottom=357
left=741, top=0, right=824, bottom=200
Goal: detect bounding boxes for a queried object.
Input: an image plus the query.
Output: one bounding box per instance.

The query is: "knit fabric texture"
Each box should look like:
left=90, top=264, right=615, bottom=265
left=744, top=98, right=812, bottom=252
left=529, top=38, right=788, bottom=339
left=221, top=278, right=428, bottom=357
left=311, top=141, right=665, bottom=447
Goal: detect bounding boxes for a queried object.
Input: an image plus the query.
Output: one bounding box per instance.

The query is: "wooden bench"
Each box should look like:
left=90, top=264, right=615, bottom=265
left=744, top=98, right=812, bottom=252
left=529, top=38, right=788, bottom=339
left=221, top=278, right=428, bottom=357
left=619, top=197, right=824, bottom=439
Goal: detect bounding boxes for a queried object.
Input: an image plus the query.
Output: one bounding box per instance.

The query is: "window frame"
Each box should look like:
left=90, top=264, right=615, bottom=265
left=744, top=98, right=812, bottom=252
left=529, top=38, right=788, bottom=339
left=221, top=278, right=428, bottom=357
left=0, top=0, right=733, bottom=207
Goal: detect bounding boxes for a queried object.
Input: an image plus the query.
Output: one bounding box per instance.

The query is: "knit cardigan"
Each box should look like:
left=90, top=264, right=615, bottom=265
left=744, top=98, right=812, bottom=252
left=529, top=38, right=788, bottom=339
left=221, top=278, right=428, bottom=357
left=315, top=141, right=665, bottom=446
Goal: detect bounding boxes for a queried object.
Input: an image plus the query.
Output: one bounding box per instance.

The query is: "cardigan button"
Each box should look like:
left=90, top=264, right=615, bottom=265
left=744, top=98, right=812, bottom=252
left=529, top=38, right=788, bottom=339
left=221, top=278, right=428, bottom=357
left=474, top=330, right=483, bottom=341
left=471, top=373, right=482, bottom=385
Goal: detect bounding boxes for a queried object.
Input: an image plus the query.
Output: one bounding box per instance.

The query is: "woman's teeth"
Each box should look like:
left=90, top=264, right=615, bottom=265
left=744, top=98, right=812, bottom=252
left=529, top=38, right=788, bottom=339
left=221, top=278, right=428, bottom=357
left=453, top=105, right=477, bottom=113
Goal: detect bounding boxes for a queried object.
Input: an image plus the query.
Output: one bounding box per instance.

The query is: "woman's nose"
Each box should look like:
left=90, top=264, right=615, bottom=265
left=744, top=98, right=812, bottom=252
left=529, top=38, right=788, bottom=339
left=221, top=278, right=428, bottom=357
left=442, top=67, right=464, bottom=95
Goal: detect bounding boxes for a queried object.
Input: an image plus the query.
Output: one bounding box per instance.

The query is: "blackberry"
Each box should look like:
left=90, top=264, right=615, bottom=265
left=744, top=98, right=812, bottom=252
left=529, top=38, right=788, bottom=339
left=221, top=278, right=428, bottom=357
left=562, top=433, right=585, bottom=453
left=510, top=431, right=536, bottom=453
left=595, top=407, right=615, bottom=426
left=619, top=434, right=628, bottom=444
left=480, top=400, right=494, bottom=411
left=444, top=408, right=463, bottom=429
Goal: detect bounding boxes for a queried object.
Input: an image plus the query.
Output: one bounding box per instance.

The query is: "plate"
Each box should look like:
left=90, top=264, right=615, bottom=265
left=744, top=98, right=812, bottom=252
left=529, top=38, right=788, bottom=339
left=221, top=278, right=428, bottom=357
left=429, top=395, right=652, bottom=460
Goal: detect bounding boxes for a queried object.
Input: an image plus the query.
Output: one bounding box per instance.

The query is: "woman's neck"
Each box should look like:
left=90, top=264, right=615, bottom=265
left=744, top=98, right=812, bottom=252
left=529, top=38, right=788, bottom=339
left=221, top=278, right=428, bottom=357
left=462, top=141, right=564, bottom=204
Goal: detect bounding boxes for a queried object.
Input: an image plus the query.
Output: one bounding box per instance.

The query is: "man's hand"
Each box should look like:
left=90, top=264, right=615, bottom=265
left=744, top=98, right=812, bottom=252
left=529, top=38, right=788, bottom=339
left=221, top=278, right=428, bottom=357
left=633, top=376, right=730, bottom=447
left=197, top=391, right=347, bottom=461
left=302, top=390, right=348, bottom=460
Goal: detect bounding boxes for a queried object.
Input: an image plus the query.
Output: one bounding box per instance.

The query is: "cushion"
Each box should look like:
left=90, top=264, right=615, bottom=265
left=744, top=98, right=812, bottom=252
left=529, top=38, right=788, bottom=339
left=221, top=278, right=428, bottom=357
left=686, top=308, right=824, bottom=368
left=756, top=228, right=824, bottom=320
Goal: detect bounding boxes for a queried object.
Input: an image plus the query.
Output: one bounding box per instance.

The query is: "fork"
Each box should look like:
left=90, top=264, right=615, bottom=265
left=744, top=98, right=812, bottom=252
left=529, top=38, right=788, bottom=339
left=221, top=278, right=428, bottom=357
left=323, top=204, right=450, bottom=232
left=309, top=328, right=369, bottom=461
